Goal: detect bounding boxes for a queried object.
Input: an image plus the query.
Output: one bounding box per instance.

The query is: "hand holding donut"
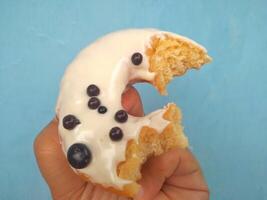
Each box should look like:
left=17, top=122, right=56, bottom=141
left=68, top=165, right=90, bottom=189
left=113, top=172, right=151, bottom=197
left=34, top=87, right=209, bottom=200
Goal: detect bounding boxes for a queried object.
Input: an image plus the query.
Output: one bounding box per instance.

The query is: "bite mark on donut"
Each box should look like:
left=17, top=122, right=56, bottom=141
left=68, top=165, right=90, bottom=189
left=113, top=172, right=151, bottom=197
left=146, top=34, right=212, bottom=95
left=114, top=32, right=212, bottom=196
left=117, top=103, right=188, bottom=196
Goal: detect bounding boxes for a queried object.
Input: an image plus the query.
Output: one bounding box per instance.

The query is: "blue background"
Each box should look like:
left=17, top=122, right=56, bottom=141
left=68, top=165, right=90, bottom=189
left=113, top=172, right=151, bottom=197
left=0, top=0, right=267, bottom=199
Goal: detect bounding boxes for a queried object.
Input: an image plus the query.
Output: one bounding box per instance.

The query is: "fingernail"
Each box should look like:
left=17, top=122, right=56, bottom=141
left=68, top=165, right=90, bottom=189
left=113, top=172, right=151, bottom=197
left=134, top=187, right=144, bottom=200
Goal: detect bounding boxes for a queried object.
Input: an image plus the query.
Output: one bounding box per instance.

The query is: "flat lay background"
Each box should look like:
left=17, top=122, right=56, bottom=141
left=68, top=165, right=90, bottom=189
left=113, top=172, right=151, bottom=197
left=1, top=0, right=267, bottom=199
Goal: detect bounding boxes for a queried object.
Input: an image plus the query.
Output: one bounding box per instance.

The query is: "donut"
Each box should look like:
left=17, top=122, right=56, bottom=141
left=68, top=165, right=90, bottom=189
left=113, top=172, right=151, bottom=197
left=56, top=29, right=211, bottom=197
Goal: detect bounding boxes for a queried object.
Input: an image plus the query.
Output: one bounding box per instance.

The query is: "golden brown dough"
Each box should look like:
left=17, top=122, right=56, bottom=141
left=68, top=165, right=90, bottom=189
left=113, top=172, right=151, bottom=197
left=115, top=35, right=211, bottom=197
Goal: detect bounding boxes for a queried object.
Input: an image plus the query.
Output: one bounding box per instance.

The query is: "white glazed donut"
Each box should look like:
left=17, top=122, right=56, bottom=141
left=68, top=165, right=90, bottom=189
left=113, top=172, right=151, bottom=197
left=56, top=29, right=211, bottom=197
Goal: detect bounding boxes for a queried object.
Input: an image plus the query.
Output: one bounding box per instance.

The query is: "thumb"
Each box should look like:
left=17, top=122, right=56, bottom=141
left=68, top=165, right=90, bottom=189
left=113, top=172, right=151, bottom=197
left=135, top=148, right=209, bottom=200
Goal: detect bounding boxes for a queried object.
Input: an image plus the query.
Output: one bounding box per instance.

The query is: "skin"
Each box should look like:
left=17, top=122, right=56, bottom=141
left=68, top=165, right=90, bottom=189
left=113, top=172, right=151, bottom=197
left=34, top=86, right=209, bottom=200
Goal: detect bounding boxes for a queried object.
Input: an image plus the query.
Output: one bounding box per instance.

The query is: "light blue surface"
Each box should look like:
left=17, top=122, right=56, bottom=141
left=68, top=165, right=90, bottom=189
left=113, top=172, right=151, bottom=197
left=0, top=0, right=267, bottom=199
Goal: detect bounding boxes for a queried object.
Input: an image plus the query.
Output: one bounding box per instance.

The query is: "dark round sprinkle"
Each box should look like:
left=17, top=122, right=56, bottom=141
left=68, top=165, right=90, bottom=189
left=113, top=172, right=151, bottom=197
left=87, top=84, right=100, bottom=97
left=88, top=97, right=101, bottom=109
left=67, top=143, right=92, bottom=169
left=98, top=106, right=107, bottom=114
left=63, top=115, right=80, bottom=130
left=114, top=110, right=128, bottom=123
left=131, top=52, right=143, bottom=65
left=109, top=127, right=123, bottom=141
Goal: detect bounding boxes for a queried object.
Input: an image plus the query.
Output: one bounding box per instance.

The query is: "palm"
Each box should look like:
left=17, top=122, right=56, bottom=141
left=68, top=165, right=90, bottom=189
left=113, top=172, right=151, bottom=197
left=34, top=87, right=209, bottom=200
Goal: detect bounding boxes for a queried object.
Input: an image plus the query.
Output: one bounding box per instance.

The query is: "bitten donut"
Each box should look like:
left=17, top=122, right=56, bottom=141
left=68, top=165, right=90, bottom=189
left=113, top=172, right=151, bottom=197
left=56, top=29, right=211, bottom=197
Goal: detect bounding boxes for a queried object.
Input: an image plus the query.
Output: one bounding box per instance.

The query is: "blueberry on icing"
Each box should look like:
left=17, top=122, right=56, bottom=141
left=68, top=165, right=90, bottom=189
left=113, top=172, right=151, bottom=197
left=98, top=106, right=107, bottom=114
left=88, top=97, right=101, bottom=109
left=87, top=84, right=100, bottom=97
left=63, top=115, right=80, bottom=130
left=67, top=143, right=92, bottom=169
left=131, top=52, right=143, bottom=65
left=115, top=110, right=128, bottom=123
left=109, top=127, right=123, bottom=141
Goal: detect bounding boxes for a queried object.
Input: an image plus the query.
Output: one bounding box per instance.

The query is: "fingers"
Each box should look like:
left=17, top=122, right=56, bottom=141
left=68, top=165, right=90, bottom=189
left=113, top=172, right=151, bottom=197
left=135, top=148, right=181, bottom=200
left=135, top=148, right=209, bottom=200
left=165, top=149, right=208, bottom=191
left=161, top=149, right=209, bottom=200
left=34, top=119, right=85, bottom=199
left=88, top=185, right=130, bottom=200
left=161, top=184, right=209, bottom=200
left=122, top=86, right=144, bottom=117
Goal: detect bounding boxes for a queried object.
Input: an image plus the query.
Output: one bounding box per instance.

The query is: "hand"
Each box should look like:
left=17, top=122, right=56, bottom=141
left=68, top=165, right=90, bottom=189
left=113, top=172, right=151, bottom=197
left=34, top=86, right=209, bottom=200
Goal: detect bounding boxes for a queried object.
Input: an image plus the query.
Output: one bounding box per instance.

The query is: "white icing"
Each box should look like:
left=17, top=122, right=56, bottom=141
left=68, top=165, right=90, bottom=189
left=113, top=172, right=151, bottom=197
left=56, top=29, right=203, bottom=189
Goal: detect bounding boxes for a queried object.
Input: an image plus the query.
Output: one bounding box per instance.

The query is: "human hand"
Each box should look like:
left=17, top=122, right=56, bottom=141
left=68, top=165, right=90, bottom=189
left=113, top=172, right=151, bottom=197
left=34, top=86, right=209, bottom=200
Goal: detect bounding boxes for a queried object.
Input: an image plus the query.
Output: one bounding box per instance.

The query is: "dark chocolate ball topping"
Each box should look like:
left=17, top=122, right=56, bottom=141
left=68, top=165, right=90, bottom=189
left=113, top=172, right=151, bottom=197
left=88, top=97, right=101, bottom=109
left=63, top=115, right=80, bottom=130
left=87, top=84, right=100, bottom=97
left=98, top=106, right=107, bottom=114
left=114, top=110, right=128, bottom=123
left=109, top=127, right=123, bottom=141
left=67, top=143, right=92, bottom=169
left=131, top=52, right=143, bottom=65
